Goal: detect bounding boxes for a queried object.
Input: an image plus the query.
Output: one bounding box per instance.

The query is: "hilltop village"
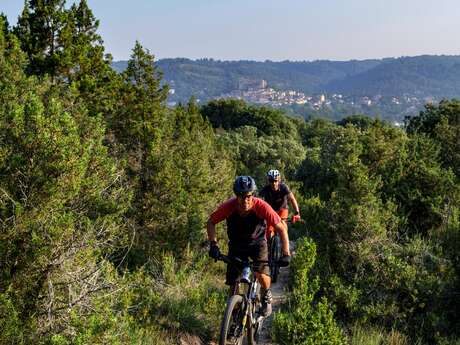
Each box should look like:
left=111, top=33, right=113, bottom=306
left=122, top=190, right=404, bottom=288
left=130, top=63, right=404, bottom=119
left=213, top=78, right=432, bottom=118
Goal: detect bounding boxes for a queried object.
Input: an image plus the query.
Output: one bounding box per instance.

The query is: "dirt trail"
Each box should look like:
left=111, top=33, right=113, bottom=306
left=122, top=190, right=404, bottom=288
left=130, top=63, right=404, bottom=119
left=256, top=240, right=294, bottom=345
left=255, top=266, right=289, bottom=344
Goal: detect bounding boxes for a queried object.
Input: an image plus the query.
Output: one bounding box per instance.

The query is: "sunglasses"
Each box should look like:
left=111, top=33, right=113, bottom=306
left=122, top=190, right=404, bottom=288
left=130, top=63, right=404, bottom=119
left=236, top=193, right=254, bottom=199
left=269, top=179, right=280, bottom=183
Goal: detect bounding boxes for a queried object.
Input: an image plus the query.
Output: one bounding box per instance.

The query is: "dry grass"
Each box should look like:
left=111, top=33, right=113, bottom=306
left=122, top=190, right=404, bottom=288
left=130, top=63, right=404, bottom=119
left=350, top=324, right=409, bottom=345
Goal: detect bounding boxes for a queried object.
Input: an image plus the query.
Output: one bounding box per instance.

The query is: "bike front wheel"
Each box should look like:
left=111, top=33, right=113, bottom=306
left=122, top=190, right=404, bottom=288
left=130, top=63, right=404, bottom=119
left=219, top=294, right=246, bottom=345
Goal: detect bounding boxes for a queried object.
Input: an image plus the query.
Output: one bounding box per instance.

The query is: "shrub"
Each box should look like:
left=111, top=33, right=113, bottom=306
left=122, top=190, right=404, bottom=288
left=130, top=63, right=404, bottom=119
left=272, top=238, right=345, bottom=345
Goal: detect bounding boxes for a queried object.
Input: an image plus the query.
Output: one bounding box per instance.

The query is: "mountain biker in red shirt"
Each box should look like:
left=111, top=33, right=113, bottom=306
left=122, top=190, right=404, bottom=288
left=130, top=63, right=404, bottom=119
left=207, top=176, right=291, bottom=317
left=259, top=169, right=301, bottom=239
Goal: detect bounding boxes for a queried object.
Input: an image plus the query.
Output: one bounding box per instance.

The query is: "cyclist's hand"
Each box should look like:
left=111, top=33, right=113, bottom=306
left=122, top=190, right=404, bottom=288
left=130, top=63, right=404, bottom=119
left=278, top=255, right=291, bottom=267
left=291, top=214, right=301, bottom=224
left=209, top=242, right=221, bottom=259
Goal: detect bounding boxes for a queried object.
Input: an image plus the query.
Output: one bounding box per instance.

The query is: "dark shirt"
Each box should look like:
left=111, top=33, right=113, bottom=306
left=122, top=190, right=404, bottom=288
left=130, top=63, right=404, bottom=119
left=259, top=183, right=290, bottom=211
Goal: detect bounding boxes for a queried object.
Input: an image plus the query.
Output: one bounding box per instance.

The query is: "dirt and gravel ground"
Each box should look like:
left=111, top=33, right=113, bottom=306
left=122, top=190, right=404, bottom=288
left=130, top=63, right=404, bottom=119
left=255, top=264, right=290, bottom=345
left=256, top=240, right=294, bottom=345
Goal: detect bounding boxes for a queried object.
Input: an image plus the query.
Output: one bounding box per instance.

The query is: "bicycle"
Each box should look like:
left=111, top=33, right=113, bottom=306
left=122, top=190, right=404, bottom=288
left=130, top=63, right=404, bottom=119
left=268, top=218, right=295, bottom=284
left=217, top=254, right=267, bottom=345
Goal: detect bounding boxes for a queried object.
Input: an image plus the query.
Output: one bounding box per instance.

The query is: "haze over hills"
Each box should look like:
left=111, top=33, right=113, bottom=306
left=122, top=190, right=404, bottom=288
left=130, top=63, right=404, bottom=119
left=113, top=55, right=460, bottom=121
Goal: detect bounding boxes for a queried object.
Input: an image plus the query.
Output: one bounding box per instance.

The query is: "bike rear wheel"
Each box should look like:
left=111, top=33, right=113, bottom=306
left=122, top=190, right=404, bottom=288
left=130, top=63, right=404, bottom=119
left=219, top=294, right=246, bottom=345
left=270, top=234, right=281, bottom=283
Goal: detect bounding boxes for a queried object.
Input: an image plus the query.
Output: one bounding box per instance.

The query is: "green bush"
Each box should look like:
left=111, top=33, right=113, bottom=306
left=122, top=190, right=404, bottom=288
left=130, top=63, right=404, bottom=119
left=272, top=238, right=345, bottom=345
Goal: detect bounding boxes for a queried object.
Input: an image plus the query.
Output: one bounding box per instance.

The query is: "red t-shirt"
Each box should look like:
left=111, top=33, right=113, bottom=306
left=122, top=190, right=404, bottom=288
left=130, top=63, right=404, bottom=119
left=210, top=197, right=281, bottom=244
left=210, top=197, right=280, bottom=226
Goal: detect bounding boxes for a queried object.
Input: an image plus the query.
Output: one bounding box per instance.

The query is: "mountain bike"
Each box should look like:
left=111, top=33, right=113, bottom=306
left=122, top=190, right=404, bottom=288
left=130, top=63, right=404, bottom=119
left=268, top=218, right=295, bottom=284
left=217, top=254, right=267, bottom=345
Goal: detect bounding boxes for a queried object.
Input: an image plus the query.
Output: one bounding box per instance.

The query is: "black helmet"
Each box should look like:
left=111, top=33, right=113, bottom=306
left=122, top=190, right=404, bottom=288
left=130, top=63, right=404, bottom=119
left=233, top=176, right=257, bottom=194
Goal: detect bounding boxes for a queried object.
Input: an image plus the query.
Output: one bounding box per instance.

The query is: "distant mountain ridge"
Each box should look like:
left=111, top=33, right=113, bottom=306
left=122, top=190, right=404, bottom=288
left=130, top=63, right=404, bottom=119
left=324, top=55, right=460, bottom=97
left=112, top=55, right=460, bottom=103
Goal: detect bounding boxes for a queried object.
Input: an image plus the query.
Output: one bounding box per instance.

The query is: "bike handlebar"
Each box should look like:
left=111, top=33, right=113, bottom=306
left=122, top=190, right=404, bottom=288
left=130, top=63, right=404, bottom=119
left=217, top=254, right=269, bottom=267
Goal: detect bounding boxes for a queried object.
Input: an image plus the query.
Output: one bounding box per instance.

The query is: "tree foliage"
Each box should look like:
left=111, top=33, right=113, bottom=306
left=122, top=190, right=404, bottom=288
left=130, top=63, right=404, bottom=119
left=201, top=98, right=300, bottom=139
left=2, top=3, right=460, bottom=344
left=406, top=99, right=460, bottom=178
left=0, top=22, right=130, bottom=342
left=296, top=116, right=460, bottom=343
left=272, top=238, right=345, bottom=345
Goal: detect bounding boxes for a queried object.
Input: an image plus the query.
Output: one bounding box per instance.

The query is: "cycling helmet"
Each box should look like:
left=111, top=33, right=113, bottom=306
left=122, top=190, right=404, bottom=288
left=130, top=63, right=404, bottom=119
left=233, top=176, right=257, bottom=194
left=267, top=169, right=281, bottom=181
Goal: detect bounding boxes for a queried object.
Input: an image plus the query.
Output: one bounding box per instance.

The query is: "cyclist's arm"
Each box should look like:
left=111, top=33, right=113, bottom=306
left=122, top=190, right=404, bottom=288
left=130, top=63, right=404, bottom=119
left=274, top=221, right=290, bottom=256
left=207, top=197, right=237, bottom=244
left=288, top=192, right=300, bottom=215
left=207, top=219, right=218, bottom=243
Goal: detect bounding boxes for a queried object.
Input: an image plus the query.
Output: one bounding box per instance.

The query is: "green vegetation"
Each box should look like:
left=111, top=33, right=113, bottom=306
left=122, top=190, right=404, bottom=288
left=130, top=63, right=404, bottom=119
left=114, top=56, right=460, bottom=122
left=272, top=238, right=345, bottom=345
left=1, top=2, right=460, bottom=344
left=0, top=5, right=232, bottom=343
left=113, top=56, right=460, bottom=103
left=113, top=58, right=382, bottom=102
left=291, top=113, right=460, bottom=344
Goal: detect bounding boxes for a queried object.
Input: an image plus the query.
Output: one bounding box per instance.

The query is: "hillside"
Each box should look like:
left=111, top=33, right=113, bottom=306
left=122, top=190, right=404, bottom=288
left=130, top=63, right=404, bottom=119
left=112, top=58, right=382, bottom=101
left=113, top=55, right=460, bottom=103
left=324, top=55, right=460, bottom=97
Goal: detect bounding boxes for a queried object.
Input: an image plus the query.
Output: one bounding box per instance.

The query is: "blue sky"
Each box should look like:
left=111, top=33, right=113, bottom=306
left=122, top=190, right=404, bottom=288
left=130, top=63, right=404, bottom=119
left=3, top=0, right=460, bottom=61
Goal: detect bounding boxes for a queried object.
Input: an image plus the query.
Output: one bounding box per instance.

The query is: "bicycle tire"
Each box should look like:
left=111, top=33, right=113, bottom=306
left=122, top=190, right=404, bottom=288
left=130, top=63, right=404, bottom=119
left=270, top=235, right=281, bottom=283
left=246, top=301, right=264, bottom=345
left=219, top=294, right=246, bottom=345
left=247, top=317, right=257, bottom=344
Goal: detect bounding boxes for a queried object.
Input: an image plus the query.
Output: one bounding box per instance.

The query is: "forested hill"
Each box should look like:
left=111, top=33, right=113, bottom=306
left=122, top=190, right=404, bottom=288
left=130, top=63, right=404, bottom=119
left=325, top=55, right=460, bottom=97
left=112, top=55, right=460, bottom=102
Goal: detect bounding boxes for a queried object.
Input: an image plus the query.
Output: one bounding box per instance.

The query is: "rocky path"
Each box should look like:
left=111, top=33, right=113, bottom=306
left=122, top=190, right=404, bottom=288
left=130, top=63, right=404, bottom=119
left=256, top=240, right=294, bottom=345
left=255, top=264, right=290, bottom=345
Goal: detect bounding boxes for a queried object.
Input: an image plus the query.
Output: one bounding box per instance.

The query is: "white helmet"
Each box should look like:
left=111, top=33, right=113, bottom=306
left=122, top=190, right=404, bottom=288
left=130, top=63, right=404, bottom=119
left=267, top=169, right=280, bottom=181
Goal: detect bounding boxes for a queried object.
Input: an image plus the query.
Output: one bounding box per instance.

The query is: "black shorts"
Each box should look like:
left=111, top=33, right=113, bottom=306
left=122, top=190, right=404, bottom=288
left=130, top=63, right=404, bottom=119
left=225, top=240, right=270, bottom=285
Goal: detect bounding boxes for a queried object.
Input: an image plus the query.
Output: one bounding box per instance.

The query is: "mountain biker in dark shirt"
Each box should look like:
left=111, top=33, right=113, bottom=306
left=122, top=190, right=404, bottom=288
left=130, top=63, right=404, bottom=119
left=259, top=169, right=301, bottom=239
left=207, top=176, right=291, bottom=317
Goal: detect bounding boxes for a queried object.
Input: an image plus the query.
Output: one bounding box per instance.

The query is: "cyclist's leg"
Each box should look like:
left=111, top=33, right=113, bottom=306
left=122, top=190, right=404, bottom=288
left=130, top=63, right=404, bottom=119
left=226, top=245, right=250, bottom=296
left=255, top=273, right=270, bottom=289
left=250, top=240, right=270, bottom=287
left=250, top=240, right=272, bottom=316
left=225, top=246, right=240, bottom=286
left=276, top=209, right=290, bottom=257
left=251, top=240, right=272, bottom=317
left=277, top=208, right=289, bottom=229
